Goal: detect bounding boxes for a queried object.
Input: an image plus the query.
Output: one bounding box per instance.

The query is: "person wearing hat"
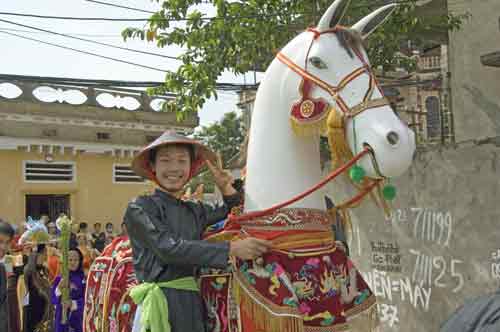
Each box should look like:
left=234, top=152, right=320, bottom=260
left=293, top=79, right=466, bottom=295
left=125, top=131, right=271, bottom=332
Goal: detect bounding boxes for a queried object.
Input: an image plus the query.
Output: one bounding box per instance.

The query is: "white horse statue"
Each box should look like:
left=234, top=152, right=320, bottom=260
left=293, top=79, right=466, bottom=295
left=204, top=1, right=416, bottom=332
left=245, top=0, right=415, bottom=212
left=83, top=2, right=416, bottom=332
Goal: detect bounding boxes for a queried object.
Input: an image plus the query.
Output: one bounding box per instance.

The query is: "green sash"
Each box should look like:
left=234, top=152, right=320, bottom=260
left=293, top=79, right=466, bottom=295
left=130, top=276, right=199, bottom=332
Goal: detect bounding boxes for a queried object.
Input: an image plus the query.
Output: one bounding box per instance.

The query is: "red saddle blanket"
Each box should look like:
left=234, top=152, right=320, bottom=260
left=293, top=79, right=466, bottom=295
left=83, top=237, right=138, bottom=332
left=200, top=208, right=377, bottom=332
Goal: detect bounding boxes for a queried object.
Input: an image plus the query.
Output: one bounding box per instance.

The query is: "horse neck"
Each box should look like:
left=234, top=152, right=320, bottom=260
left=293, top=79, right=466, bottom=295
left=243, top=57, right=325, bottom=213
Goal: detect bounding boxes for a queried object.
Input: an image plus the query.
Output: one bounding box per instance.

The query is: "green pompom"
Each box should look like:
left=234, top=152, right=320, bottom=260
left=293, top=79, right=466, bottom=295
left=349, top=165, right=366, bottom=183
left=382, top=184, right=397, bottom=201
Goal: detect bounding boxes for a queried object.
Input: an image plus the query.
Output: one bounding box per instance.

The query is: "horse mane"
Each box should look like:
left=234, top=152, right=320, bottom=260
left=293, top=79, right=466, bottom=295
left=335, top=27, right=364, bottom=58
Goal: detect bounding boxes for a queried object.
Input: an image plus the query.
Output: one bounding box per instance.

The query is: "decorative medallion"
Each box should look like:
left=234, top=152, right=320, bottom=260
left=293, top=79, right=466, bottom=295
left=300, top=100, right=316, bottom=118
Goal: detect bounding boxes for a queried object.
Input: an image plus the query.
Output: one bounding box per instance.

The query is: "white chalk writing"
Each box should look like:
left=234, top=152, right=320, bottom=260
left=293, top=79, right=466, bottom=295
left=386, top=208, right=409, bottom=223
left=363, top=270, right=432, bottom=311
left=409, top=249, right=464, bottom=292
left=387, top=208, right=453, bottom=247
left=491, top=249, right=500, bottom=279
left=378, top=303, right=399, bottom=327
left=412, top=208, right=453, bottom=247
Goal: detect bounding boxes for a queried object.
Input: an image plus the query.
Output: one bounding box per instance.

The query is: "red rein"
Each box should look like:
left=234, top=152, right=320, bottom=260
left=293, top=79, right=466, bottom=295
left=228, top=146, right=372, bottom=223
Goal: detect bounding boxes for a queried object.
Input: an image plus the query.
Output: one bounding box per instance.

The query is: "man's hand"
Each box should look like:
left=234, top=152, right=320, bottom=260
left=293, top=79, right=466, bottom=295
left=229, top=238, right=272, bottom=260
left=206, top=153, right=237, bottom=196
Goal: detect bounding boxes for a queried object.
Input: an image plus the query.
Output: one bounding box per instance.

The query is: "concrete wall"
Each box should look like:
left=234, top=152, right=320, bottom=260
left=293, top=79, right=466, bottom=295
left=322, top=1, right=500, bottom=330
left=0, top=149, right=154, bottom=227
left=448, top=0, right=500, bottom=142
left=325, top=143, right=500, bottom=331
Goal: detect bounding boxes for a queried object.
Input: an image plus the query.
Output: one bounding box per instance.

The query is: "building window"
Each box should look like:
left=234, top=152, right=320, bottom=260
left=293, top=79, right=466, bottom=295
left=97, top=132, right=111, bottom=140
left=23, top=161, right=75, bottom=183
left=113, top=164, right=145, bottom=183
left=425, top=96, right=441, bottom=139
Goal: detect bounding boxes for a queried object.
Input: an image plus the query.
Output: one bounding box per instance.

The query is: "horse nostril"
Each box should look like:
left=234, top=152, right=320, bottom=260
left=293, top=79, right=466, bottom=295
left=387, top=131, right=399, bottom=146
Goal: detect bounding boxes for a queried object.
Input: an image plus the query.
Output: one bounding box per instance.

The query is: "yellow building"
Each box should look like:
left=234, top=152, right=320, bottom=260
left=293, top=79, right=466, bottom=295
left=0, top=76, right=197, bottom=227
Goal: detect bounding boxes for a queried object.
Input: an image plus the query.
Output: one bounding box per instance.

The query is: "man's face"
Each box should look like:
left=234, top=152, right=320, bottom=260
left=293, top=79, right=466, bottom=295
left=153, top=145, right=192, bottom=193
left=94, top=224, right=101, bottom=232
left=106, top=225, right=113, bottom=233
left=0, top=233, right=11, bottom=258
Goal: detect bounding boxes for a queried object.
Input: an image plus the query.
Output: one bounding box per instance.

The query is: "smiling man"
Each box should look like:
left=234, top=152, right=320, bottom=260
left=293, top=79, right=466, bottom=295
left=125, top=131, right=270, bottom=332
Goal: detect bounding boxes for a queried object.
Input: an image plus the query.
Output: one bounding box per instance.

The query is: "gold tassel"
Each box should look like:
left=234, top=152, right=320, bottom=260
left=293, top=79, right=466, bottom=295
left=326, top=106, right=353, bottom=170
left=232, top=275, right=304, bottom=332
left=290, top=116, right=329, bottom=137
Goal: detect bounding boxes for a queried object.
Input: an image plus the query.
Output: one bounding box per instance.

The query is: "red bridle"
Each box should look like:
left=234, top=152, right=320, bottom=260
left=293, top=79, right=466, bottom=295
left=277, top=27, right=390, bottom=119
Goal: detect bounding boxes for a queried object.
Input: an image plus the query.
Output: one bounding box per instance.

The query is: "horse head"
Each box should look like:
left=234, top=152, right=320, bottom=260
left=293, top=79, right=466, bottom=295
left=245, top=0, right=415, bottom=212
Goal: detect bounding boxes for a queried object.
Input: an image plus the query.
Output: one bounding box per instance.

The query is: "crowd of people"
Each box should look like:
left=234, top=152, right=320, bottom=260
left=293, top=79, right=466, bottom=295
left=0, top=215, right=128, bottom=332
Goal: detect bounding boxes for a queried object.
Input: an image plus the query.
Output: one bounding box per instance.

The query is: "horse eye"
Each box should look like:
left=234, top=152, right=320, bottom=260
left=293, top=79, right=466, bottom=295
left=309, top=56, right=328, bottom=69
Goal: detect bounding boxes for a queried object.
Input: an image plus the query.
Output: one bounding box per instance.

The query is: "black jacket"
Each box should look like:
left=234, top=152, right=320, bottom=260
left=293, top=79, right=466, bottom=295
left=124, top=189, right=240, bottom=332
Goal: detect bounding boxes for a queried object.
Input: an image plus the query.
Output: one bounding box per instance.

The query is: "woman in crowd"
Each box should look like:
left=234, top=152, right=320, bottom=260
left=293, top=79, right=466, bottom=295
left=51, top=247, right=85, bottom=332
left=76, top=232, right=94, bottom=274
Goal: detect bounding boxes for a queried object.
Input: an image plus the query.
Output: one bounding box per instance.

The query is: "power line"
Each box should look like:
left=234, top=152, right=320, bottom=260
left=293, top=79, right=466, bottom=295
left=0, top=30, right=169, bottom=73
left=0, top=12, right=150, bottom=22
left=0, top=18, right=181, bottom=61
left=0, top=27, right=122, bottom=38
left=0, top=31, right=255, bottom=90
left=0, top=74, right=257, bottom=91
left=0, top=11, right=307, bottom=23
left=83, top=0, right=155, bottom=14
left=0, top=2, right=428, bottom=23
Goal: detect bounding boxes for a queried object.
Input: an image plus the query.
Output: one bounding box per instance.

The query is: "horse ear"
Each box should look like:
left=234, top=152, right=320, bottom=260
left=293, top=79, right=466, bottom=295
left=352, top=4, right=397, bottom=39
left=317, top=0, right=351, bottom=32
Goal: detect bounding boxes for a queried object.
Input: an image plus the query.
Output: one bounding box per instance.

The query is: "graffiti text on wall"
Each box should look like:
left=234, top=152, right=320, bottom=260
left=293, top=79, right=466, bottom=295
left=378, top=303, right=399, bottom=328
left=491, top=249, right=500, bottom=279
left=371, top=241, right=402, bottom=273
left=363, top=270, right=432, bottom=312
left=388, top=208, right=453, bottom=247
left=409, top=249, right=464, bottom=293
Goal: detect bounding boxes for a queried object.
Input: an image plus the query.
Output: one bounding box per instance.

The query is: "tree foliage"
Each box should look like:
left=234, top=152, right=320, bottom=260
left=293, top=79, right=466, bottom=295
left=189, top=111, right=245, bottom=192
left=194, top=111, right=245, bottom=166
left=123, top=0, right=468, bottom=117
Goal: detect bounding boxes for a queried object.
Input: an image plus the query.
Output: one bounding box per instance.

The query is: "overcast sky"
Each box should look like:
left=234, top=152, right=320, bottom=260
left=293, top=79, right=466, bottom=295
left=0, top=0, right=260, bottom=127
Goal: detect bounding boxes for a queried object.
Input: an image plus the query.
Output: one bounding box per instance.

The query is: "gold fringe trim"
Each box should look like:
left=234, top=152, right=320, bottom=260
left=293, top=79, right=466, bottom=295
left=326, top=106, right=353, bottom=170
left=232, top=270, right=304, bottom=332
left=290, top=109, right=330, bottom=137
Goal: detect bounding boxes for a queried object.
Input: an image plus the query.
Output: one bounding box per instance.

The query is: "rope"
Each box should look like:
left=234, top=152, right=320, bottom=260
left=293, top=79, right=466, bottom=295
left=229, top=146, right=371, bottom=222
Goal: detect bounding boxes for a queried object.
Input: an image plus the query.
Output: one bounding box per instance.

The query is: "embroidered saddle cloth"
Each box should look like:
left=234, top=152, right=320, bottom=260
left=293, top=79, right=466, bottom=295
left=201, top=208, right=378, bottom=332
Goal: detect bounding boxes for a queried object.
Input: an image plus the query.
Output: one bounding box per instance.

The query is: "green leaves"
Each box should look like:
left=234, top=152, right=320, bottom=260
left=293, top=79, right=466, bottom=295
left=189, top=111, right=246, bottom=192
left=123, top=0, right=467, bottom=117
